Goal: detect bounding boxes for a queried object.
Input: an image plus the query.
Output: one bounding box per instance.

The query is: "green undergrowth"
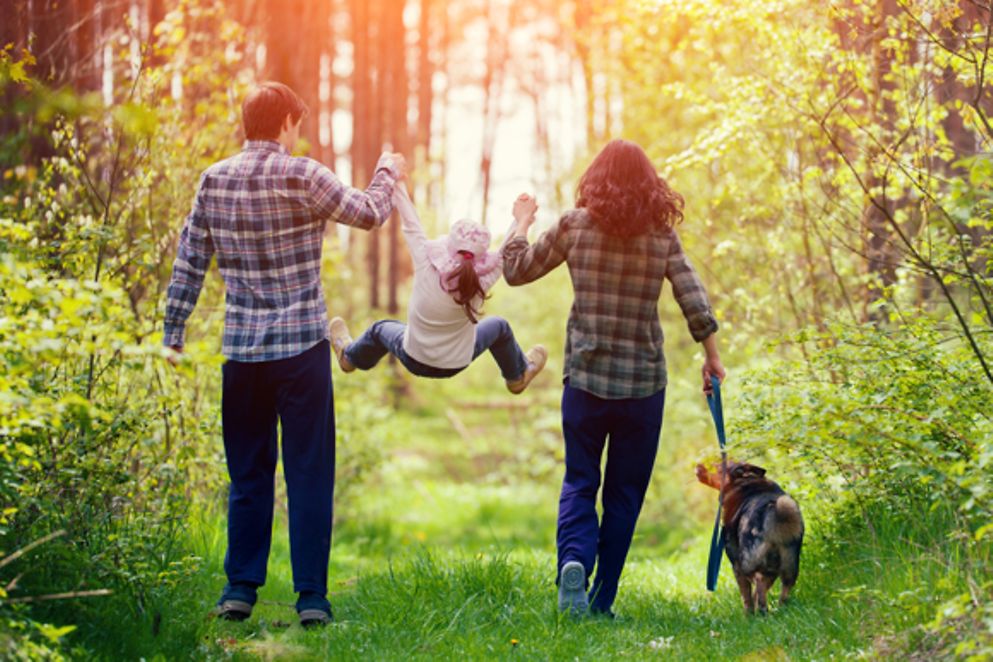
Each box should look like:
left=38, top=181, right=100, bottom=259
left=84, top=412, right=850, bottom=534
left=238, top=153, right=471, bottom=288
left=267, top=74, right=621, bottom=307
left=58, top=489, right=986, bottom=661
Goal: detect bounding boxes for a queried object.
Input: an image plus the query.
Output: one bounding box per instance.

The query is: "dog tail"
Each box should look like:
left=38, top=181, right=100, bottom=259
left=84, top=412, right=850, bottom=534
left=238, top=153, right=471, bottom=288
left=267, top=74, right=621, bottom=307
left=769, top=495, right=804, bottom=542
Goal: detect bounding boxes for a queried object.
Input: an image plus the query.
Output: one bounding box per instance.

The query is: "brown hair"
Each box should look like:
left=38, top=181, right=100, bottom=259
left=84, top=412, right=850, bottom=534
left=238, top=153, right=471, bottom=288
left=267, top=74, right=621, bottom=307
left=445, top=255, right=489, bottom=324
left=576, top=139, right=684, bottom=238
left=242, top=82, right=309, bottom=140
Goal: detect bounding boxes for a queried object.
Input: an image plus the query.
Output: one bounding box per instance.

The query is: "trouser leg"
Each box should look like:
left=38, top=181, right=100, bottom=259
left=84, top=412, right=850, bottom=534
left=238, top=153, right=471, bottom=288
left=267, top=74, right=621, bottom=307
left=344, top=320, right=406, bottom=370
left=221, top=358, right=279, bottom=591
left=556, top=383, right=609, bottom=583
left=272, top=341, right=336, bottom=596
left=589, top=389, right=665, bottom=613
left=472, top=316, right=528, bottom=381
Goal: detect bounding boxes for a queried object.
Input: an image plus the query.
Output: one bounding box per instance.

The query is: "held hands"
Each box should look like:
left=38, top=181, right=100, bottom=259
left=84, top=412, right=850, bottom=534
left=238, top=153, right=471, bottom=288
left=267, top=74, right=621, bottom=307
left=511, top=193, right=538, bottom=241
left=513, top=193, right=538, bottom=226
left=380, top=151, right=408, bottom=180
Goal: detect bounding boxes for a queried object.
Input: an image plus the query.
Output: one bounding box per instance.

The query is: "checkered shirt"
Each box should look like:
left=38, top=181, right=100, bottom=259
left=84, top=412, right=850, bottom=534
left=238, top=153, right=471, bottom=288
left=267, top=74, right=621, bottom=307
left=502, top=209, right=718, bottom=399
left=163, top=140, right=398, bottom=362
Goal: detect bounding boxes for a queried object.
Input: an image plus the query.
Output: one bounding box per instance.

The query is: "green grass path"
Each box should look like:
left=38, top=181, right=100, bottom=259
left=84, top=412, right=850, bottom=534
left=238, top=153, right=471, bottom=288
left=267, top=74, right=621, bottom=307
left=177, top=512, right=887, bottom=661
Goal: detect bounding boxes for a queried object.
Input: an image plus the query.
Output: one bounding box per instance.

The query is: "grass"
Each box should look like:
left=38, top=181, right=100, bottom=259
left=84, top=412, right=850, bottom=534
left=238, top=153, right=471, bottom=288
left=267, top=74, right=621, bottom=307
left=53, top=368, right=986, bottom=659
left=63, top=484, right=982, bottom=661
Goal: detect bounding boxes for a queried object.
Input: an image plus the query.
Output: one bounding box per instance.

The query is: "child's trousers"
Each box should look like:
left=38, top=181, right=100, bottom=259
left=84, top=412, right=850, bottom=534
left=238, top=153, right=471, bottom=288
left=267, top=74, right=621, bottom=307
left=345, top=316, right=528, bottom=380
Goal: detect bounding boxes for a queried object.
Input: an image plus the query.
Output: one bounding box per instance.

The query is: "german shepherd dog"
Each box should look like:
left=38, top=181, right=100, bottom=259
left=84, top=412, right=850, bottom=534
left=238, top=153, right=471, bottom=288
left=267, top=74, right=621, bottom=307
left=696, top=461, right=804, bottom=614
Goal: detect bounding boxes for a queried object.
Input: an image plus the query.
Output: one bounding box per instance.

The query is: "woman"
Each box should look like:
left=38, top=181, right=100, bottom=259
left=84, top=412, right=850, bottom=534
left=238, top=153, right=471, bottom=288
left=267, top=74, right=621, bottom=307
left=502, top=139, right=725, bottom=616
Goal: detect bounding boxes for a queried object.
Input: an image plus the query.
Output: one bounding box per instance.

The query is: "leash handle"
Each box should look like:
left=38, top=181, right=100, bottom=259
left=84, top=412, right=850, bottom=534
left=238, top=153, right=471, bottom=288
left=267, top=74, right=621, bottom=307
left=705, top=374, right=727, bottom=592
left=706, top=375, right=726, bottom=450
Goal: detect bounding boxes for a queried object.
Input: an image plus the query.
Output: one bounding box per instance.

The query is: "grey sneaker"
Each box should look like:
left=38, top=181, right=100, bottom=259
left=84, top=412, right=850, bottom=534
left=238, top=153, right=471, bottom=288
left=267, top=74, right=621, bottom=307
left=216, top=599, right=253, bottom=621
left=299, top=608, right=333, bottom=628
left=330, top=317, right=355, bottom=373
left=507, top=345, right=548, bottom=394
left=558, top=560, right=589, bottom=614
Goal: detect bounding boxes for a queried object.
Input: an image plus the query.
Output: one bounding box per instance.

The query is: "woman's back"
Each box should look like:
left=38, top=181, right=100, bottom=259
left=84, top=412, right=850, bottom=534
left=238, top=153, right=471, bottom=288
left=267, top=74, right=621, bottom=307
left=503, top=208, right=716, bottom=399
left=563, top=209, right=670, bottom=397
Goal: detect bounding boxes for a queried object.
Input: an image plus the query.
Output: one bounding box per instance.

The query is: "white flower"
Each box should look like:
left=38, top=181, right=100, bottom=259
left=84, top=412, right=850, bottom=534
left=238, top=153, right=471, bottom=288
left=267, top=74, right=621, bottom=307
left=648, top=636, right=674, bottom=650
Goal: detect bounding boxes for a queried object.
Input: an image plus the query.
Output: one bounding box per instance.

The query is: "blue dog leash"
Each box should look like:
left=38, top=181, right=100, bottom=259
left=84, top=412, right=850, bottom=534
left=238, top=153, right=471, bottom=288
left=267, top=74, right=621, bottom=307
left=706, top=374, right=726, bottom=592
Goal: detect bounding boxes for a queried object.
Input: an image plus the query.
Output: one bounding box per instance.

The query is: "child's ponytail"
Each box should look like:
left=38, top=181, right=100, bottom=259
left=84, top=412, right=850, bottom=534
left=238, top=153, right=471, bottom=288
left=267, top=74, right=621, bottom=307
left=447, top=255, right=489, bottom=324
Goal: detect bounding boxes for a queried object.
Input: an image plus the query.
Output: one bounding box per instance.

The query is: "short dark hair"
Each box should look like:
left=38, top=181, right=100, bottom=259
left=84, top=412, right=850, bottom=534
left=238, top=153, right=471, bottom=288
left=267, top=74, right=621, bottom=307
left=242, top=82, right=308, bottom=140
left=576, top=139, right=684, bottom=238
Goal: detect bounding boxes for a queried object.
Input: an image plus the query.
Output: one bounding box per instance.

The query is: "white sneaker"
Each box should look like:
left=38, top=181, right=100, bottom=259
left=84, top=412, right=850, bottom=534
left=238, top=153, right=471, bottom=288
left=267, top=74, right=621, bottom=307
left=507, top=345, right=548, bottom=394
left=329, top=317, right=355, bottom=373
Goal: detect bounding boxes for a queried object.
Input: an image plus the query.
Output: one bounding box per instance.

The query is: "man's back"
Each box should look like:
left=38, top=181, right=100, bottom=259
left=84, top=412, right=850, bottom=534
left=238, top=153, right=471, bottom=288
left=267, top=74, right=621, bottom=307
left=164, top=140, right=398, bottom=362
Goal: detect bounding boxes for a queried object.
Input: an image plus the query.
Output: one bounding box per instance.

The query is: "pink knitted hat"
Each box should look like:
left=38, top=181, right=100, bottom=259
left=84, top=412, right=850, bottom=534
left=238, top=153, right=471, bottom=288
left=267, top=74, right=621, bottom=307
left=424, top=220, right=502, bottom=292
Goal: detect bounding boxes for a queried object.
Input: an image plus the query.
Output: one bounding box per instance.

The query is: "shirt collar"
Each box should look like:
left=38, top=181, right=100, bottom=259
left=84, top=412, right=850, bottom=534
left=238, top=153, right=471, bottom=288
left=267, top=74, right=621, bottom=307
left=243, top=140, right=288, bottom=154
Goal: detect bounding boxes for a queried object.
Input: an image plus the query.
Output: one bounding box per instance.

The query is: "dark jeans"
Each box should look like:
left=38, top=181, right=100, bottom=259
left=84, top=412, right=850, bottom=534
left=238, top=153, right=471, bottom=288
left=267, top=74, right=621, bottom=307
left=344, top=316, right=528, bottom=381
left=557, top=381, right=665, bottom=613
left=220, top=339, right=335, bottom=598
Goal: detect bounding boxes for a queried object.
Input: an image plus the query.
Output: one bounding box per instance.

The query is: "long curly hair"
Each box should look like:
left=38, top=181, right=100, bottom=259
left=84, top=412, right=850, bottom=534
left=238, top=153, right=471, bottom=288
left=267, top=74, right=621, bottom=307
left=576, top=139, right=684, bottom=237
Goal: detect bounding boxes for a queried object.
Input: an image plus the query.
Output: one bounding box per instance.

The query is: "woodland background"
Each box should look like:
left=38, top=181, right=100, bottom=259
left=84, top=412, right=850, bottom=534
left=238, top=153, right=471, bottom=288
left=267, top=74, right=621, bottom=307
left=0, top=0, right=992, bottom=659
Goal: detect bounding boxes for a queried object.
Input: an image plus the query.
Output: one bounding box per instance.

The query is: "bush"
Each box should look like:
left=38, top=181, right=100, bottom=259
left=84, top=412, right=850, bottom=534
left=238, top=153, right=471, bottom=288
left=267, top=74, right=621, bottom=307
left=727, top=317, right=993, bottom=656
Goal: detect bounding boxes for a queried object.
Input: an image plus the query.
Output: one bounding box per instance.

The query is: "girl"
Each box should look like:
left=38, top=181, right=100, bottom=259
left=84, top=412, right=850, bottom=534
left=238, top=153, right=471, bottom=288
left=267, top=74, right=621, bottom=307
left=330, top=186, right=546, bottom=393
left=501, top=139, right=726, bottom=616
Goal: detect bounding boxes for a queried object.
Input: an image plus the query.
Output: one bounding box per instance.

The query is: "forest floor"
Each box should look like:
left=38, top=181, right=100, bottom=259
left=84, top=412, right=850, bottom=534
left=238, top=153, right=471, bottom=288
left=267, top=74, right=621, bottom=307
left=133, top=470, right=945, bottom=662
left=74, top=380, right=954, bottom=661
left=64, top=284, right=965, bottom=660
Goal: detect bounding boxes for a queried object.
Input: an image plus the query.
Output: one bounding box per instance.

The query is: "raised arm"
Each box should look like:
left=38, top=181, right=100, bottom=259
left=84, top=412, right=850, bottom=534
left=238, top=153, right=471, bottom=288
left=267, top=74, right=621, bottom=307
left=163, top=175, right=215, bottom=350
left=501, top=209, right=570, bottom=286
left=309, top=153, right=404, bottom=231
left=392, top=185, right=429, bottom=267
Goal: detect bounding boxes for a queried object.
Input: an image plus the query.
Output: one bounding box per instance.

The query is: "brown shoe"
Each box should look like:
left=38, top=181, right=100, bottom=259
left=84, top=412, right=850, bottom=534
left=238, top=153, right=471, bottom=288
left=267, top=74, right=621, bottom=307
left=330, top=317, right=355, bottom=373
left=507, top=345, right=547, bottom=394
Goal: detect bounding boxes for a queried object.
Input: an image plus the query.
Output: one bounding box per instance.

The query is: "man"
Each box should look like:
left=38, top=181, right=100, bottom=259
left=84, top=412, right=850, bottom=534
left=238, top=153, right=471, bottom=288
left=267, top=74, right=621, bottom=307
left=163, top=81, right=405, bottom=626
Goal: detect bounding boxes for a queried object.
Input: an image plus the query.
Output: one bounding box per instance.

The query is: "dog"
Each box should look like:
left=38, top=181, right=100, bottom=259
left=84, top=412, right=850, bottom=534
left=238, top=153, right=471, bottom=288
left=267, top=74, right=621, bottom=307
left=696, top=461, right=804, bottom=614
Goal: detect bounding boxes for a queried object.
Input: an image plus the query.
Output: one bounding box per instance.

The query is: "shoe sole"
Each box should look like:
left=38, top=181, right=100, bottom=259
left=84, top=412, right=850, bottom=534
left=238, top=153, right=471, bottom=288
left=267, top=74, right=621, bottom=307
left=216, top=599, right=252, bottom=621
left=558, top=561, right=589, bottom=614
left=507, top=346, right=548, bottom=394
left=329, top=318, right=355, bottom=373
left=299, top=608, right=332, bottom=627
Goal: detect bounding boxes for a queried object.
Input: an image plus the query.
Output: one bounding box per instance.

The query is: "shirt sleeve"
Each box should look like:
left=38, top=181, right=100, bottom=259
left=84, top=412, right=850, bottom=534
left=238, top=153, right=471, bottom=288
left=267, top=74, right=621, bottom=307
left=163, top=174, right=215, bottom=348
left=666, top=231, right=718, bottom=342
left=392, top=186, right=429, bottom=267
left=500, top=213, right=571, bottom=286
left=308, top=154, right=397, bottom=231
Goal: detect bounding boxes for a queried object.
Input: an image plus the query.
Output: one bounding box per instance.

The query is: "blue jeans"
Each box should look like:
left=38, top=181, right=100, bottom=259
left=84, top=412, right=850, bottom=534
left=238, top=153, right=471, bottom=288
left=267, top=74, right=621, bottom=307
left=344, top=316, right=528, bottom=381
left=557, top=382, right=665, bottom=613
left=220, top=340, right=335, bottom=600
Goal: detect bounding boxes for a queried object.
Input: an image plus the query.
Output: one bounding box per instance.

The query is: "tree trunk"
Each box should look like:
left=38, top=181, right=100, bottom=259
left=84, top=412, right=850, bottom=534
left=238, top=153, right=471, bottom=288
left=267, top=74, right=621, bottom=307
left=574, top=0, right=597, bottom=150
left=861, top=0, right=900, bottom=319
left=416, top=0, right=433, bottom=167
left=74, top=0, right=100, bottom=91
left=478, top=0, right=509, bottom=226
left=383, top=0, right=408, bottom=316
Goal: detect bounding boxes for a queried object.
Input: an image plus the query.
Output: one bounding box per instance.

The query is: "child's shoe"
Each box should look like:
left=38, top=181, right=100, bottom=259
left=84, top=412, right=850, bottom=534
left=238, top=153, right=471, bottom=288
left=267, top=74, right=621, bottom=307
left=330, top=317, right=355, bottom=373
left=507, top=345, right=547, bottom=394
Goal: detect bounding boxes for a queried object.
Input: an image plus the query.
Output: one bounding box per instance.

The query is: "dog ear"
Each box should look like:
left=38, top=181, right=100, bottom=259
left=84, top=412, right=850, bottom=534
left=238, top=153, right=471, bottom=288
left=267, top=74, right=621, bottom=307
left=746, top=464, right=767, bottom=478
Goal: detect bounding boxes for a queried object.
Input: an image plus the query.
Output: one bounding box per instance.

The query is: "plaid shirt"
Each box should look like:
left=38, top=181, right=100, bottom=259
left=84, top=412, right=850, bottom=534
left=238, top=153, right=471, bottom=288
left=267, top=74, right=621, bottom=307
left=163, top=140, right=398, bottom=362
left=502, top=209, right=718, bottom=399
